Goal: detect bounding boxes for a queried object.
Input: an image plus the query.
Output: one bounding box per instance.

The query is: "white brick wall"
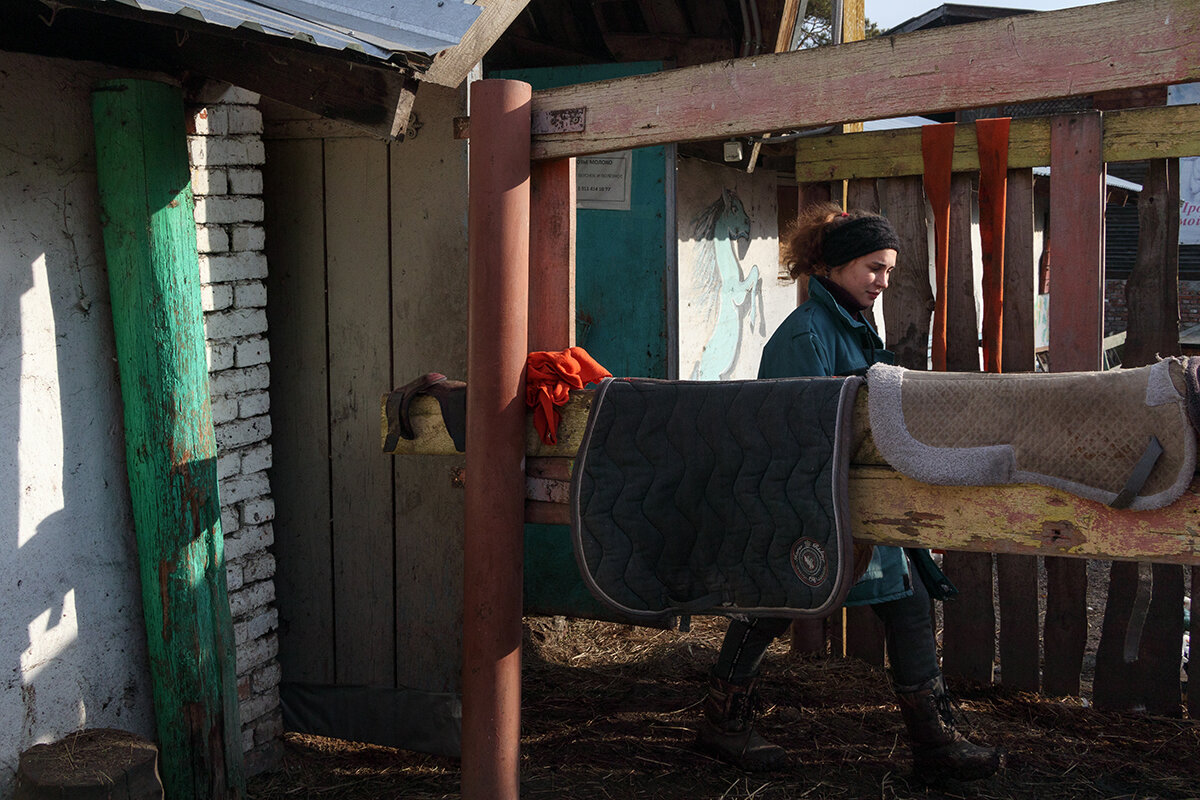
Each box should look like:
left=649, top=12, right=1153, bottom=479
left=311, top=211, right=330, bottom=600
left=187, top=81, right=281, bottom=776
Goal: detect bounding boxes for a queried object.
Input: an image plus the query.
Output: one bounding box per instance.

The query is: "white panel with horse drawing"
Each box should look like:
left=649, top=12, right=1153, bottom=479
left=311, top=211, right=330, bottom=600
left=677, top=158, right=792, bottom=381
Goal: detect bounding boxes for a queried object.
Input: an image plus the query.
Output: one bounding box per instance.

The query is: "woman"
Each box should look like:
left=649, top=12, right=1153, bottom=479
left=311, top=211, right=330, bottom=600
left=695, top=203, right=1001, bottom=782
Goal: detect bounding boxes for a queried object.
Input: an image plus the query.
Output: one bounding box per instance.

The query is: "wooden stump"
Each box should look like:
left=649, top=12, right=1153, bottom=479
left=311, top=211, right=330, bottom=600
left=15, top=729, right=163, bottom=800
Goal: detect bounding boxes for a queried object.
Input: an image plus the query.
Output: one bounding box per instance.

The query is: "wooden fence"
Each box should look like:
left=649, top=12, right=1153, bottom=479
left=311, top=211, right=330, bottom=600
left=802, top=148, right=1193, bottom=717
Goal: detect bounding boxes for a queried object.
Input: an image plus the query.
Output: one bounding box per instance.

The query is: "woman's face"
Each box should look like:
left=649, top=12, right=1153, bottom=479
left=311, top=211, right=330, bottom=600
left=827, top=248, right=896, bottom=308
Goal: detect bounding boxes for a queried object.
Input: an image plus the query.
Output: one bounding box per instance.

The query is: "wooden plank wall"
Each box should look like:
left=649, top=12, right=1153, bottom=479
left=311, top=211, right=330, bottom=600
left=264, top=84, right=469, bottom=698
left=826, top=120, right=1189, bottom=706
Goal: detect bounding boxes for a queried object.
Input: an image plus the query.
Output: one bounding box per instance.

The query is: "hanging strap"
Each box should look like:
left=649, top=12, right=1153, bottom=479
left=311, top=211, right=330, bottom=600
left=976, top=117, right=1011, bottom=374
left=921, top=123, right=956, bottom=372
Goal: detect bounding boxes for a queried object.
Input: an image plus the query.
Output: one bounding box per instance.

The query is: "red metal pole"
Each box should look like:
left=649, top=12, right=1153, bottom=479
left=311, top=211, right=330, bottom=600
left=462, top=79, right=531, bottom=800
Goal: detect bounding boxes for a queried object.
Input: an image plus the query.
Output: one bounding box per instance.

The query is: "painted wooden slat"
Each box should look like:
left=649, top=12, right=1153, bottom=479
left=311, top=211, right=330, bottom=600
left=92, top=78, right=243, bottom=799
left=795, top=105, right=1200, bottom=183
left=264, top=138, right=334, bottom=684
left=531, top=0, right=1200, bottom=160
left=1124, top=159, right=1182, bottom=367
left=325, top=138, right=396, bottom=687
left=996, top=168, right=1040, bottom=692
left=389, top=83, right=471, bottom=694
left=529, top=158, right=576, bottom=351
left=1042, top=112, right=1104, bottom=697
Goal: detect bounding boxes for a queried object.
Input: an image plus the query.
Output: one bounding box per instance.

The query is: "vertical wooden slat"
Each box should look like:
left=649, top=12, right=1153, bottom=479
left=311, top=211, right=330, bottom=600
left=995, top=167, right=1041, bottom=691
left=325, top=138, right=395, bottom=686
left=1043, top=112, right=1104, bottom=697
left=841, top=178, right=887, bottom=666
left=1095, top=158, right=1183, bottom=713
left=264, top=139, right=333, bottom=684
left=92, top=79, right=244, bottom=799
left=529, top=158, right=577, bottom=351
left=1139, top=564, right=1186, bottom=715
left=941, top=173, right=996, bottom=684
left=390, top=84, right=471, bottom=694
left=878, top=176, right=933, bottom=369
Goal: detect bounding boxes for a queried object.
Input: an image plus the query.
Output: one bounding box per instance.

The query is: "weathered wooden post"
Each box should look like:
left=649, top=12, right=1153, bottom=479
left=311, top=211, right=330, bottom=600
left=92, top=79, right=244, bottom=799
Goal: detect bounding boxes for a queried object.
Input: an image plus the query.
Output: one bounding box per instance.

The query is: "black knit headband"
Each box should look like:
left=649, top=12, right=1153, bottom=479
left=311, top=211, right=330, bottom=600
left=821, top=215, right=901, bottom=267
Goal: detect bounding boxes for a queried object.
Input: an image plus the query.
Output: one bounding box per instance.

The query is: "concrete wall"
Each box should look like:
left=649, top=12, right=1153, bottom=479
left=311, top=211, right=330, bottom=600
left=1, top=52, right=283, bottom=790
left=0, top=52, right=158, bottom=794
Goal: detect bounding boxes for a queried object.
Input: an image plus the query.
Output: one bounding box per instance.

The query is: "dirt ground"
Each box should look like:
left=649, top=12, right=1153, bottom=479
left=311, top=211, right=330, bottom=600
left=249, top=585, right=1200, bottom=800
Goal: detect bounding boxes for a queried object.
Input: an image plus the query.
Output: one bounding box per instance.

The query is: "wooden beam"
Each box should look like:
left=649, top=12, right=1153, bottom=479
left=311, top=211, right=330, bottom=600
left=384, top=392, right=1200, bottom=564
left=92, top=79, right=244, bottom=800
left=795, top=105, right=1200, bottom=183
left=423, top=0, right=532, bottom=88
left=529, top=0, right=1200, bottom=160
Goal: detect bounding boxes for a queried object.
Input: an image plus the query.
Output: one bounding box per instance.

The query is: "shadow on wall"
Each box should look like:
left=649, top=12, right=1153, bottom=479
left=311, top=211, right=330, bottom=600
left=0, top=53, right=155, bottom=794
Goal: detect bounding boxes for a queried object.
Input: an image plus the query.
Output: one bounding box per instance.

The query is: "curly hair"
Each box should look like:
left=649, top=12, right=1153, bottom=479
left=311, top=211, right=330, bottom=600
left=779, top=203, right=889, bottom=281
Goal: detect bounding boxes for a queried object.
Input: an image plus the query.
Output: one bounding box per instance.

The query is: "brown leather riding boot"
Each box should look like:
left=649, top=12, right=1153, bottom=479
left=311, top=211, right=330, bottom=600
left=695, top=675, right=789, bottom=771
left=895, top=675, right=1002, bottom=782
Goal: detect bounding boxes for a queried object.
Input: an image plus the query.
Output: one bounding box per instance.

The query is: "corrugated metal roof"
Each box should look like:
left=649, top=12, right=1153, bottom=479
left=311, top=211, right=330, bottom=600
left=100, top=0, right=481, bottom=59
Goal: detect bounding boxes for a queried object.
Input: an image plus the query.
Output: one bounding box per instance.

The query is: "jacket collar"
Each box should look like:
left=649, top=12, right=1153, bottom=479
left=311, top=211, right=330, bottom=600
left=808, top=277, right=881, bottom=340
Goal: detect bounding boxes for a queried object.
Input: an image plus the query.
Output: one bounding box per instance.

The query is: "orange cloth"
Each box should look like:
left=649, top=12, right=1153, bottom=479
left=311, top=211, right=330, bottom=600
left=526, top=347, right=612, bottom=445
left=976, top=117, right=1011, bottom=374
left=921, top=122, right=956, bottom=372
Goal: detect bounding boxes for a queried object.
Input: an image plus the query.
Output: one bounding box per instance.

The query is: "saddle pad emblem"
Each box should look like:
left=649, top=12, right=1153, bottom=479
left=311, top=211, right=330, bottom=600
left=791, top=538, right=828, bottom=587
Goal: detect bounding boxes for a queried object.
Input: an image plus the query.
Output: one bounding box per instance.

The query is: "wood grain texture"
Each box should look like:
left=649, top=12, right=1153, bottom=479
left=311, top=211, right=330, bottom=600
left=529, top=158, right=576, bottom=351
left=995, top=170, right=1040, bottom=691
left=1048, top=112, right=1105, bottom=372
left=795, top=105, right=1200, bottom=182
left=1095, top=161, right=1184, bottom=712
left=1043, top=113, right=1104, bottom=696
left=264, top=138, right=334, bottom=684
left=388, top=84, right=471, bottom=694
left=531, top=0, right=1200, bottom=159
left=1123, top=159, right=1182, bottom=367
left=422, top=0, right=531, bottom=88
left=878, top=176, right=933, bottom=369
left=326, top=138, right=396, bottom=687
left=92, top=78, right=243, bottom=799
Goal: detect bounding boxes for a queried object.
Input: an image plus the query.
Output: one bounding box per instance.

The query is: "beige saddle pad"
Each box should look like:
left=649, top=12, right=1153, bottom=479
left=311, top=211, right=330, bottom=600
left=866, top=359, right=1196, bottom=511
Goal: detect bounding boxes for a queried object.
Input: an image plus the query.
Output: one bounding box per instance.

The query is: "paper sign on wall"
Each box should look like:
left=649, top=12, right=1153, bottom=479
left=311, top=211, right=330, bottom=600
left=577, top=152, right=632, bottom=211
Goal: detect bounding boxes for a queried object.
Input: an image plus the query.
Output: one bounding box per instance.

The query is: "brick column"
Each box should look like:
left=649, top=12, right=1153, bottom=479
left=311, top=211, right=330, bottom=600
left=187, top=82, right=282, bottom=775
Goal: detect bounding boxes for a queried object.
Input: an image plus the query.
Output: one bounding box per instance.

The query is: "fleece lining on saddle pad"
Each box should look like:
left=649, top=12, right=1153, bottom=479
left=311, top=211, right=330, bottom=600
left=571, top=376, right=862, bottom=621
left=866, top=358, right=1197, bottom=511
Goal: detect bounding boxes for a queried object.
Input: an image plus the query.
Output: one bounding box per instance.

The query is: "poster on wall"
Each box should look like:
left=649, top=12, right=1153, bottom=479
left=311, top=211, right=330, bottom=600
left=1169, top=83, right=1200, bottom=245
left=577, top=152, right=633, bottom=211
left=677, top=157, right=792, bottom=381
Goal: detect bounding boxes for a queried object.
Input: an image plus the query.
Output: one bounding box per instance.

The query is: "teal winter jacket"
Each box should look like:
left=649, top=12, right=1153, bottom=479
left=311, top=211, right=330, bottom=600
left=757, top=278, right=916, bottom=606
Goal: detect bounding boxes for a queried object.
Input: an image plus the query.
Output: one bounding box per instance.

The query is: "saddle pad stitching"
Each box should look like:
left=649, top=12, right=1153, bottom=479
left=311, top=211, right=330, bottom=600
left=866, top=362, right=1197, bottom=511
left=571, top=377, right=860, bottom=619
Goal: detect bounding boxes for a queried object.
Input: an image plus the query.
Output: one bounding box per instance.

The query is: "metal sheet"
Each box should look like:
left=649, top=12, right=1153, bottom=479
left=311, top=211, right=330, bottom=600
left=102, top=0, right=480, bottom=58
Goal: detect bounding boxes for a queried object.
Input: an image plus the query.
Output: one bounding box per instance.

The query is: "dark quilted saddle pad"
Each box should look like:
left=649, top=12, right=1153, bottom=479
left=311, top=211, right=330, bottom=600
left=570, top=376, right=862, bottom=620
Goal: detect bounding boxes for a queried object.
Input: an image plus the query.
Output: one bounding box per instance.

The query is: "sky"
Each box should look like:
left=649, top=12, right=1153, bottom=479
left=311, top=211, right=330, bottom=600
left=865, top=0, right=1114, bottom=31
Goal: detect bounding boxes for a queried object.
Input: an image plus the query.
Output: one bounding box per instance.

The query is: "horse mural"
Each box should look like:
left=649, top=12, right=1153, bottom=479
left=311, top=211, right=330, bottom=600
left=688, top=188, right=766, bottom=380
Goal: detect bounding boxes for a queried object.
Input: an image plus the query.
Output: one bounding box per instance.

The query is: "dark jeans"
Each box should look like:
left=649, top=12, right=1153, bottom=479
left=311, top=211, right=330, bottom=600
left=712, top=562, right=940, bottom=689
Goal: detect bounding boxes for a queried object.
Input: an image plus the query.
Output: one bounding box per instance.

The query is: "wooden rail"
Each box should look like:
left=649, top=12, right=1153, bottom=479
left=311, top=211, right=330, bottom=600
left=794, top=105, right=1200, bottom=183
left=528, top=0, right=1200, bottom=160
left=383, top=391, right=1200, bottom=564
